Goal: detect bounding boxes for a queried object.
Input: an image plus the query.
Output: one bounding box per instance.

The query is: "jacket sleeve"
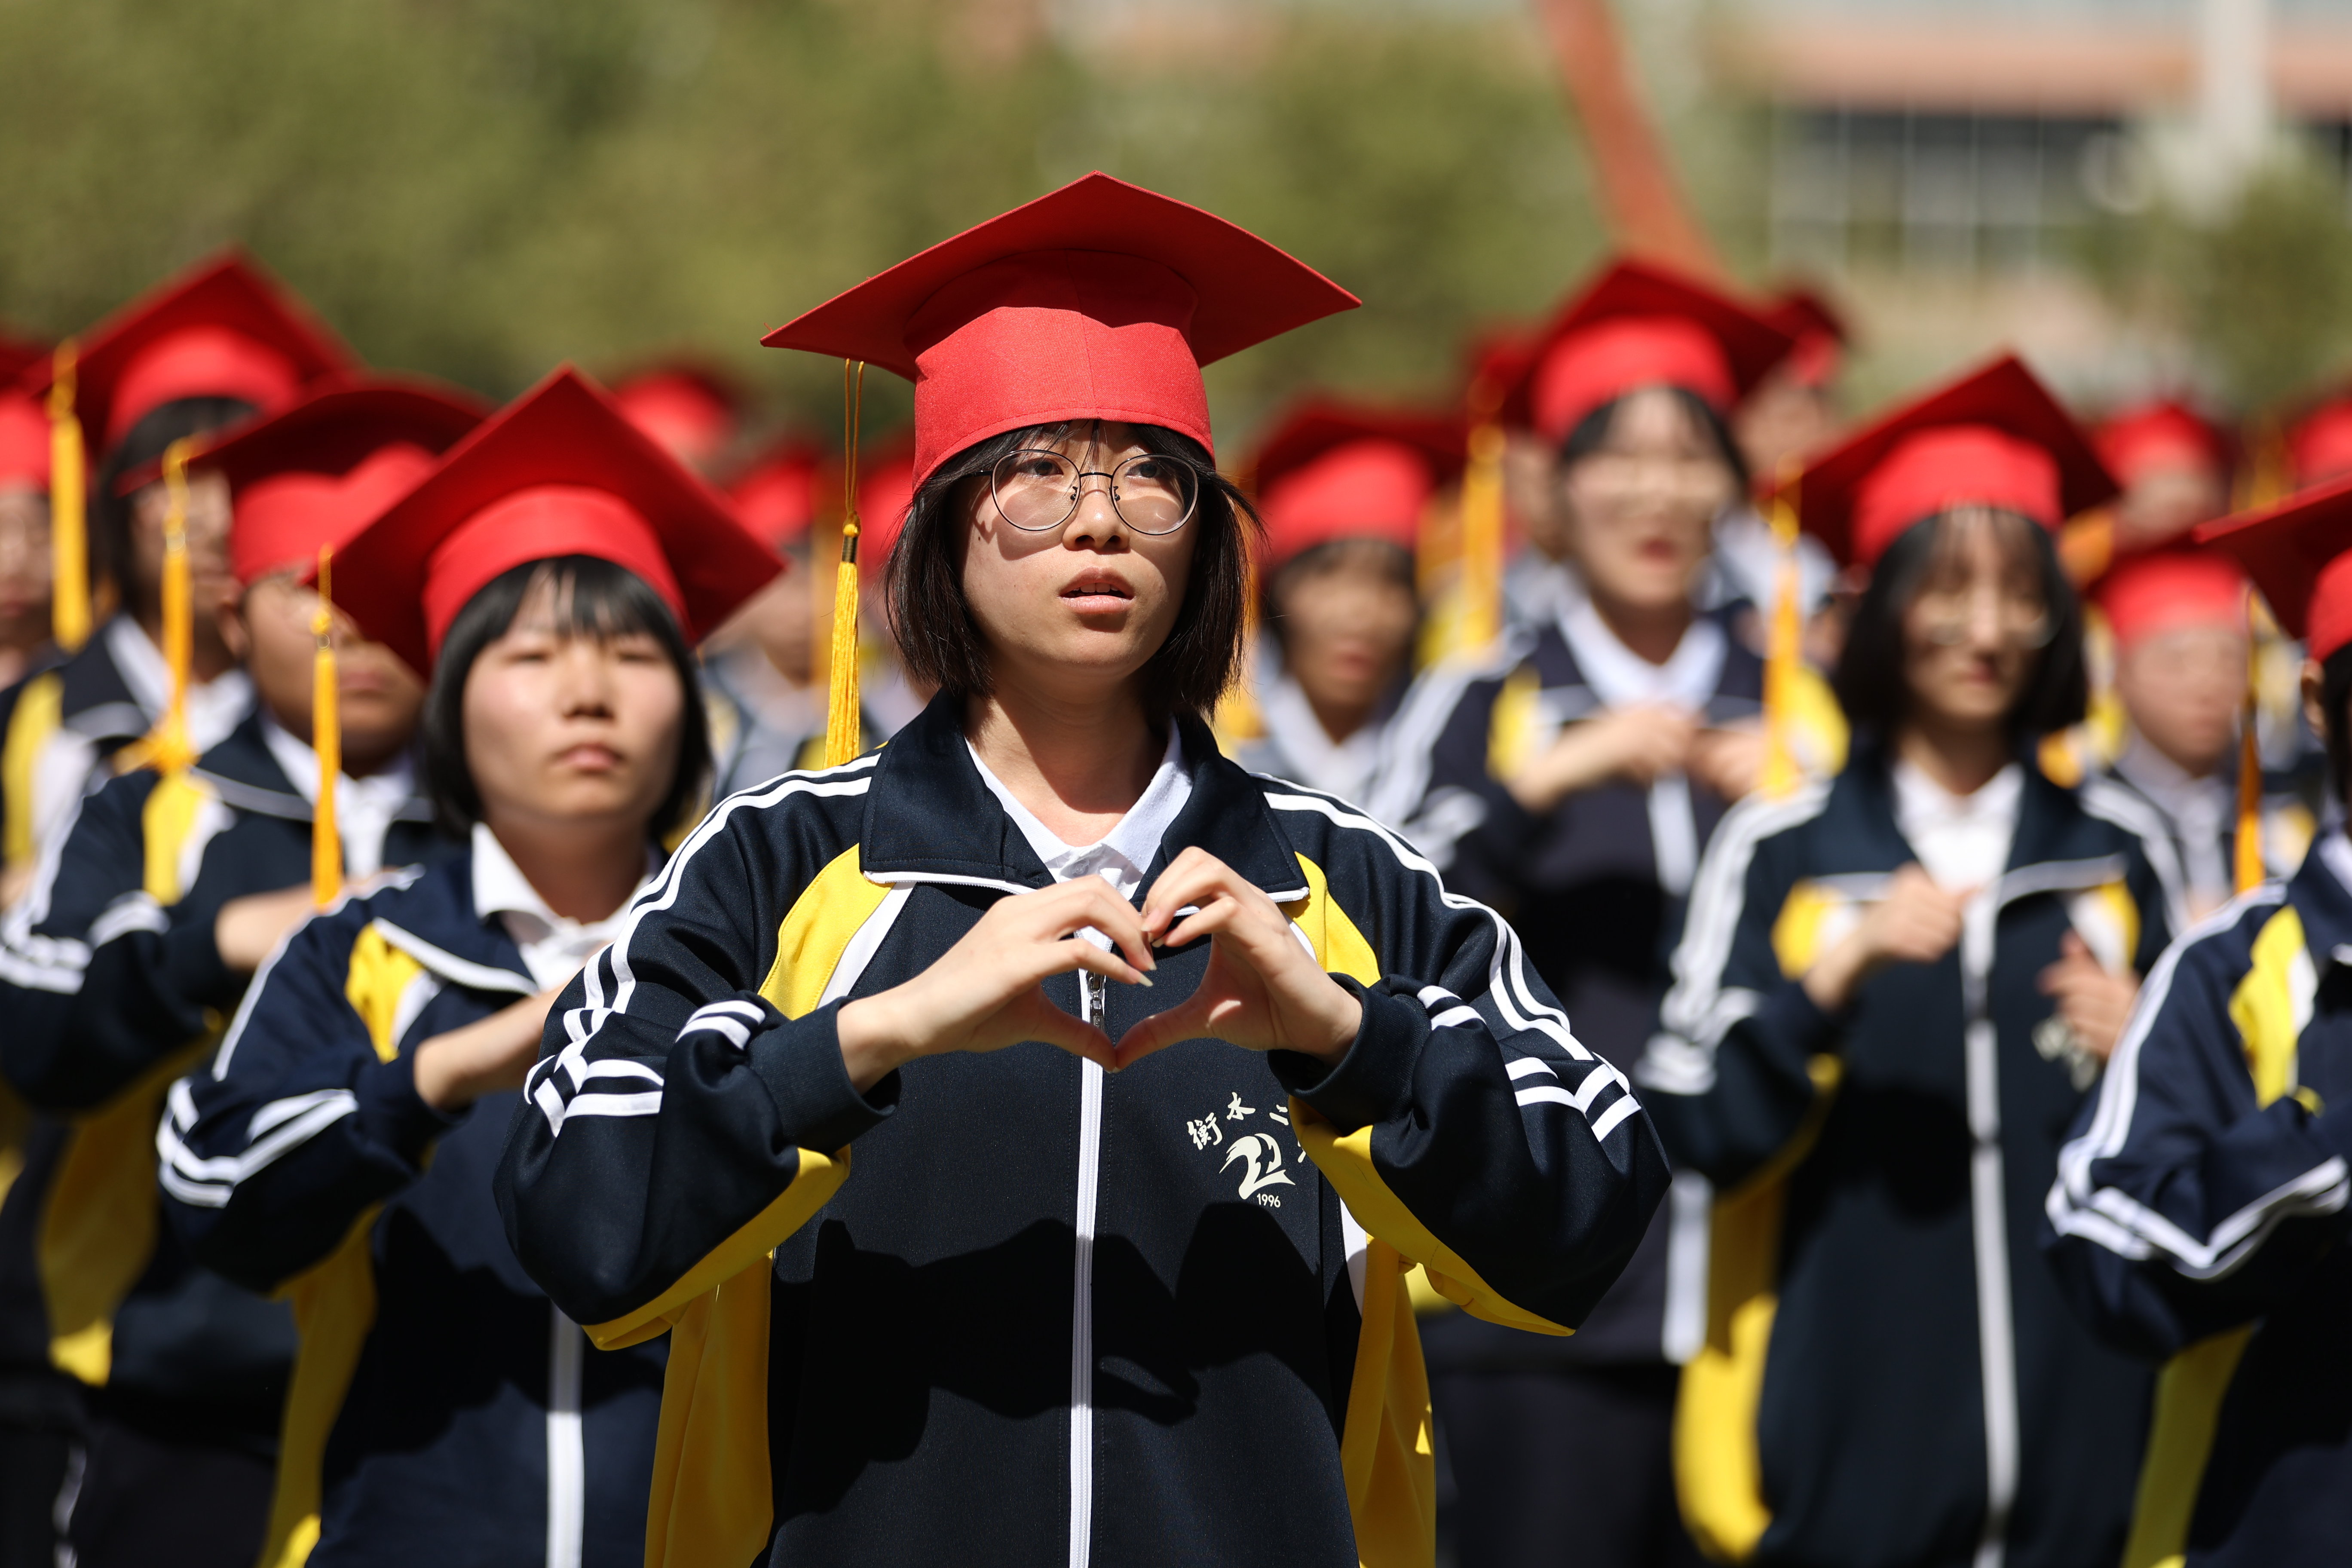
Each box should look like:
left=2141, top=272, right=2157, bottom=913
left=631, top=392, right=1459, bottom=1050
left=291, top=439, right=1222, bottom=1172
left=2042, top=894, right=2352, bottom=1358
left=156, top=905, right=461, bottom=1293
left=1632, top=787, right=1836, bottom=1188
left=1261, top=790, right=1672, bottom=1336
left=494, top=784, right=896, bottom=1346
left=0, top=770, right=237, bottom=1110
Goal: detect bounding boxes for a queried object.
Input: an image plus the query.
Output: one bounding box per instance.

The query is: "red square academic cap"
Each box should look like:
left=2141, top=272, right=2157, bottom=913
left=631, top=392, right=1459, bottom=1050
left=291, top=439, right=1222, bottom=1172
left=326, top=367, right=781, bottom=677
left=2289, top=396, right=2352, bottom=490
left=728, top=438, right=824, bottom=550
left=1247, top=400, right=1466, bottom=569
left=0, top=331, right=49, bottom=389
left=2090, top=545, right=2248, bottom=652
left=193, top=376, right=490, bottom=585
left=0, top=393, right=48, bottom=489
left=2095, top=399, right=2229, bottom=487
left=2198, top=471, right=2352, bottom=660
left=31, top=251, right=357, bottom=454
left=1794, top=354, right=2115, bottom=570
left=612, top=361, right=746, bottom=470
left=1503, top=258, right=1795, bottom=444
left=760, top=172, right=1359, bottom=490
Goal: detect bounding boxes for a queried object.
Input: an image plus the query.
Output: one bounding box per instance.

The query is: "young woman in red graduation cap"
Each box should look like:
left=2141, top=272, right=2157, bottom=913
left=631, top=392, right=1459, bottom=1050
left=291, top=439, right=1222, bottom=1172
left=2046, top=474, right=2352, bottom=1568
left=493, top=173, right=1670, bottom=1568
left=1636, top=355, right=2182, bottom=1568
left=0, top=378, right=474, bottom=1568
left=1402, top=258, right=1807, bottom=1568
left=1228, top=400, right=1462, bottom=833
left=155, top=368, right=781, bottom=1568
left=0, top=337, right=55, bottom=693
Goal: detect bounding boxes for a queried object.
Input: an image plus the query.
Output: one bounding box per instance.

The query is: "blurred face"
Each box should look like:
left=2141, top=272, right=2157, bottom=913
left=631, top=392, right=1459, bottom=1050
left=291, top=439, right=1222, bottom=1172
left=702, top=551, right=813, bottom=686
left=221, top=574, right=426, bottom=775
left=2113, top=462, right=2227, bottom=554
left=1558, top=388, right=1735, bottom=615
left=462, top=577, right=686, bottom=837
left=0, top=486, right=49, bottom=649
left=129, top=471, right=235, bottom=620
left=957, top=421, right=1197, bottom=704
left=2113, top=623, right=2246, bottom=777
left=1899, top=510, right=2052, bottom=738
left=1272, top=541, right=1416, bottom=732
left=1734, top=369, right=1839, bottom=482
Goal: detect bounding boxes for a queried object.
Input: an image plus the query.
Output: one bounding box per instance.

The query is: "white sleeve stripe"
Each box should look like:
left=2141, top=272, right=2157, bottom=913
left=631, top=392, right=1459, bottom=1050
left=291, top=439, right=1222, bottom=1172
left=157, top=1080, right=358, bottom=1205
left=1505, top=1057, right=1558, bottom=1081
left=1429, top=1005, right=1482, bottom=1030
left=680, top=1015, right=752, bottom=1050
left=1516, top=1079, right=1611, bottom=1112
left=2052, top=1160, right=2350, bottom=1278
left=1589, top=1095, right=1642, bottom=1142
left=1656, top=784, right=1833, bottom=1048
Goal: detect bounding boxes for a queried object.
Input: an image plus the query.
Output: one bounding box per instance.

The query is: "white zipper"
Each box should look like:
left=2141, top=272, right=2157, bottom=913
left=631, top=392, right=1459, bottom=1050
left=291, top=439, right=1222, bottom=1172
left=547, top=1305, right=585, bottom=1568
left=1067, top=971, right=1106, bottom=1568
left=1960, top=892, right=2015, bottom=1568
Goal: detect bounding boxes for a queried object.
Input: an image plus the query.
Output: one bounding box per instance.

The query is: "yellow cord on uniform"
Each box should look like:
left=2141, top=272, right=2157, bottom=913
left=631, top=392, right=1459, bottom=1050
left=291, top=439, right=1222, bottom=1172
left=312, top=545, right=342, bottom=908
left=821, top=360, right=865, bottom=769
left=46, top=341, right=89, bottom=653
left=1760, top=459, right=1805, bottom=801
left=1457, top=421, right=1507, bottom=654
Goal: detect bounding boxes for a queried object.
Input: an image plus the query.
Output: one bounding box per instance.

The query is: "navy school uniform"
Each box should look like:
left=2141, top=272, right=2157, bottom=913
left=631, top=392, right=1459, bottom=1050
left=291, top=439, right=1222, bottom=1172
left=493, top=693, right=1671, bottom=1568
left=2045, top=830, right=2352, bottom=1568
left=1636, top=743, right=2176, bottom=1568
left=156, top=841, right=665, bottom=1568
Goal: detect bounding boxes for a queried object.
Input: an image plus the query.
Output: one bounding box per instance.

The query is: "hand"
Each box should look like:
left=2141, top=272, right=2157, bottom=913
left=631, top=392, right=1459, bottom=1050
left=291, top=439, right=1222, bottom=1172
left=214, top=885, right=322, bottom=973
left=1507, top=704, right=1699, bottom=813
left=835, top=877, right=1152, bottom=1093
left=1803, top=863, right=1972, bottom=1013
left=1112, top=848, right=1363, bottom=1072
left=2037, top=932, right=2139, bottom=1066
left=1687, top=723, right=1767, bottom=802
left=412, top=985, right=570, bottom=1112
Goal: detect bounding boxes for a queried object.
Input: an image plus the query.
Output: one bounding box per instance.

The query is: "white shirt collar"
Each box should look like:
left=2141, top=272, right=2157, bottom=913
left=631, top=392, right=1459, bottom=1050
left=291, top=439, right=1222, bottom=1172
left=257, top=713, right=420, bottom=881
left=2114, top=735, right=2232, bottom=830
left=469, top=821, right=654, bottom=991
left=1556, top=594, right=1726, bottom=713
left=968, top=725, right=1191, bottom=903
left=1892, top=760, right=2024, bottom=892
left=1254, top=675, right=1383, bottom=803
left=104, top=614, right=254, bottom=754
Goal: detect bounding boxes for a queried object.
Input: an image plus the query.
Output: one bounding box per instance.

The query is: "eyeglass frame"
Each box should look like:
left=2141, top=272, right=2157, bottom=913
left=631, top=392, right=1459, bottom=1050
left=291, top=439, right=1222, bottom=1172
left=986, top=447, right=1202, bottom=537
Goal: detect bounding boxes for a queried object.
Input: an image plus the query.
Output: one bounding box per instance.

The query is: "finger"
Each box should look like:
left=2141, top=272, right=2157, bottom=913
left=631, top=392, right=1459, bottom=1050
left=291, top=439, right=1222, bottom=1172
left=1113, top=990, right=1222, bottom=1070
left=1142, top=853, right=1270, bottom=938
left=1027, top=879, right=1155, bottom=972
left=1063, top=936, right=1154, bottom=989
left=2058, top=931, right=2093, bottom=964
left=1014, top=997, right=1118, bottom=1071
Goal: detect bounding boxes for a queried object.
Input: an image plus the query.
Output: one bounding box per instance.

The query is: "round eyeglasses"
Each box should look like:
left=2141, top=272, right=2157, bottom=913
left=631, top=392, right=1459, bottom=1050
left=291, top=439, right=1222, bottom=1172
left=989, top=448, right=1200, bottom=536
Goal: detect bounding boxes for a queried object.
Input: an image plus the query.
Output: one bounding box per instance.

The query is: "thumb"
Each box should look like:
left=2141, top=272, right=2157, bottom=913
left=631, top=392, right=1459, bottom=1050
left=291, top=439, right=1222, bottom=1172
left=2059, top=931, right=2092, bottom=962
left=1114, top=990, right=1219, bottom=1072
left=1013, top=995, right=1118, bottom=1072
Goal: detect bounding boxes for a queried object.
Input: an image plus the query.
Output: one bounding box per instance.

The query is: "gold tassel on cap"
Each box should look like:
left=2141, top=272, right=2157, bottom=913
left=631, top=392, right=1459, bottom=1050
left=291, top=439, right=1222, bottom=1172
left=821, top=360, right=865, bottom=769
left=1455, top=420, right=1506, bottom=656
left=312, top=546, right=342, bottom=908
left=1759, top=461, right=1806, bottom=801
left=118, top=439, right=201, bottom=776
left=2234, top=588, right=2266, bottom=894
left=46, top=341, right=90, bottom=653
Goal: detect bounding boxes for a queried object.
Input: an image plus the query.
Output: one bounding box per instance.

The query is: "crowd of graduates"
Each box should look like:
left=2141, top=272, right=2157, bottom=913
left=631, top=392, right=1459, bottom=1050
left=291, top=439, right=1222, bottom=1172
left=0, top=169, right=2347, bottom=1568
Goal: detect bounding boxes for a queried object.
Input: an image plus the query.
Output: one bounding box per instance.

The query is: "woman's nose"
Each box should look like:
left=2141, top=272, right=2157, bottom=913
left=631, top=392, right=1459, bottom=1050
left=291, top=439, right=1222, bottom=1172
left=1061, top=479, right=1125, bottom=547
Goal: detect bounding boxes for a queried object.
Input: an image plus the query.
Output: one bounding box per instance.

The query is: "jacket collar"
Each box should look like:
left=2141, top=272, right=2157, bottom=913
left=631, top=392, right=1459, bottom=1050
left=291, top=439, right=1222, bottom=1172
left=1837, top=734, right=2124, bottom=889
left=2291, top=828, right=2352, bottom=964
left=858, top=690, right=1303, bottom=899
left=185, top=711, right=434, bottom=827
left=364, top=847, right=539, bottom=995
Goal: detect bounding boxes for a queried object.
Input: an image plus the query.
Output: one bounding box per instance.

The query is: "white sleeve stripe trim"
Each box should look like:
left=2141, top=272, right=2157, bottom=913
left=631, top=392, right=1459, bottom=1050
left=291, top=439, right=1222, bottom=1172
left=681, top=1015, right=752, bottom=1050
left=2050, top=1161, right=2350, bottom=1278
left=1516, top=1080, right=1612, bottom=1112
left=1429, top=1005, right=1482, bottom=1030
left=1505, top=1057, right=1558, bottom=1081
left=157, top=1080, right=357, bottom=1203
left=1589, top=1095, right=1642, bottom=1142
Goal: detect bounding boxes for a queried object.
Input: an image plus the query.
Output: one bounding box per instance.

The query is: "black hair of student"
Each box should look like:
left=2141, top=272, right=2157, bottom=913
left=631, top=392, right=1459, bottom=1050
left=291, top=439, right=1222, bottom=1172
left=1830, top=509, right=2089, bottom=745
left=1261, top=537, right=1417, bottom=658
left=1559, top=386, right=1752, bottom=496
left=885, top=421, right=1260, bottom=716
left=2320, top=642, right=2352, bottom=805
left=94, top=396, right=258, bottom=607
left=421, top=555, right=711, bottom=842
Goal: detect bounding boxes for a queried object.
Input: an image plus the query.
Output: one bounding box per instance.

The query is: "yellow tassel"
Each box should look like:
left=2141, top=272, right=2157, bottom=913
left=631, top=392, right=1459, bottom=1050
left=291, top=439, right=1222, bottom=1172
left=821, top=361, right=865, bottom=769
left=1457, top=421, right=1506, bottom=654
left=119, top=440, right=201, bottom=777
left=312, top=546, right=342, bottom=908
left=46, top=342, right=90, bottom=654
left=1759, top=460, right=1806, bottom=801
left=2234, top=592, right=2265, bottom=894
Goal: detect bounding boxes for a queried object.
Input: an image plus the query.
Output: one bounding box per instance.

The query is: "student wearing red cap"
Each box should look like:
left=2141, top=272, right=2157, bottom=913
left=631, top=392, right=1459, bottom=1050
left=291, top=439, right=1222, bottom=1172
left=0, top=337, right=55, bottom=695
left=153, top=369, right=775, bottom=1568
left=494, top=175, right=1669, bottom=1568
left=0, top=379, right=471, bottom=1567
left=611, top=362, right=745, bottom=477
left=1228, top=400, right=1461, bottom=831
left=2288, top=395, right=2352, bottom=492
left=1733, top=287, right=1847, bottom=499
left=2043, top=474, right=2352, bottom=1568
left=1635, top=355, right=2179, bottom=1568
left=1400, top=259, right=1798, bottom=1568
left=0, top=253, right=355, bottom=895
left=2095, top=401, right=2232, bottom=559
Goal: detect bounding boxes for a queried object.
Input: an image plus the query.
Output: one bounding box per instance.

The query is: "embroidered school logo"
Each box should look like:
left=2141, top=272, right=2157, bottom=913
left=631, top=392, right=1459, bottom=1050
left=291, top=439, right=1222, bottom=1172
left=1184, top=1091, right=1297, bottom=1206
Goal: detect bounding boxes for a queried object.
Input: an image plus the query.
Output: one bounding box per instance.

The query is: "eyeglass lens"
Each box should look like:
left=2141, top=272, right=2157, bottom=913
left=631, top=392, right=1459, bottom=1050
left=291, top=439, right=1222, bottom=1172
left=991, top=450, right=1198, bottom=536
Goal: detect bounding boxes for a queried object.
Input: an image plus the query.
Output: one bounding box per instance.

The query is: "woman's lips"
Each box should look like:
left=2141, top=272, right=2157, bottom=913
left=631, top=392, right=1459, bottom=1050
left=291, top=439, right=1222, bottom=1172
left=1060, top=572, right=1134, bottom=609
left=555, top=743, right=623, bottom=771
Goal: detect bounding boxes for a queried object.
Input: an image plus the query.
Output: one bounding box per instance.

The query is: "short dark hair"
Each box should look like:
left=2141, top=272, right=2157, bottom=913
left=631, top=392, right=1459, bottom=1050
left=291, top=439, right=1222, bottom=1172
left=421, top=555, right=712, bottom=842
left=1559, top=386, right=1752, bottom=496
left=1262, top=537, right=1416, bottom=658
left=95, top=396, right=257, bottom=606
left=1830, top=509, right=2088, bottom=744
left=2320, top=641, right=2352, bottom=805
left=884, top=422, right=1259, bottom=717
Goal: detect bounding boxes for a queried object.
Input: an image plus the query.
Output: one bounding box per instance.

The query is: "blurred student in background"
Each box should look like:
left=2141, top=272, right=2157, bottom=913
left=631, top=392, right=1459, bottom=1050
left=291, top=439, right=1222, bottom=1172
left=1639, top=356, right=2174, bottom=1568
left=0, top=346, right=53, bottom=692
left=1409, top=261, right=1797, bottom=1568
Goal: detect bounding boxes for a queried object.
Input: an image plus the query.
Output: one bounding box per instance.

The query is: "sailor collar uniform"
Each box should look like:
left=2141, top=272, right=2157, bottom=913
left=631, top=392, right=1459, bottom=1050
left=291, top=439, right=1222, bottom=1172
left=156, top=842, right=665, bottom=1568
left=2046, top=828, right=2352, bottom=1568
left=494, top=690, right=1669, bottom=1568
left=1635, top=742, right=2176, bottom=1568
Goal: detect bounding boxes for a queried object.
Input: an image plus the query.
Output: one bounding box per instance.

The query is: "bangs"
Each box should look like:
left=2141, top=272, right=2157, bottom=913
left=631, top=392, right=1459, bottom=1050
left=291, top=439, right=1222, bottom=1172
left=499, top=555, right=678, bottom=643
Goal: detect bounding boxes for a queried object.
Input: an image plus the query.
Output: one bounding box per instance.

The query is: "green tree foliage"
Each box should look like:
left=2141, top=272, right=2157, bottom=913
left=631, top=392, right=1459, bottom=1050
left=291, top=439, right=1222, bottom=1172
left=0, top=0, right=1606, bottom=446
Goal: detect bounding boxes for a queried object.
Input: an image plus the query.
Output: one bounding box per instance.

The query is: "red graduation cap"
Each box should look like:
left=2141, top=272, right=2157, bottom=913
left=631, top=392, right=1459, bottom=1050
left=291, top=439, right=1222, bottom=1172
left=1793, top=353, right=2116, bottom=570
left=0, top=392, right=48, bottom=489
left=2199, top=471, right=2352, bottom=661
left=1762, top=286, right=1848, bottom=390
left=2095, top=400, right=2229, bottom=488
left=2091, top=546, right=2248, bottom=652
left=194, top=377, right=490, bottom=585
left=327, top=367, right=781, bottom=676
left=0, top=331, right=49, bottom=389
left=612, top=361, right=746, bottom=470
left=728, top=438, right=824, bottom=550
left=1248, top=400, right=1466, bottom=570
left=2289, top=396, right=2352, bottom=490
left=761, top=172, right=1358, bottom=490
left=29, top=251, right=357, bottom=454
left=1503, top=258, right=1795, bottom=444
